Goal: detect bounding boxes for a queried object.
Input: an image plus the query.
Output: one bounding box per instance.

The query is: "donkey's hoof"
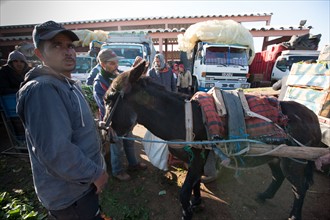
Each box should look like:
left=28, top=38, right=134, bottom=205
left=190, top=197, right=204, bottom=213
left=182, top=208, right=193, bottom=220
left=255, top=193, right=267, bottom=203
left=288, top=215, right=300, bottom=220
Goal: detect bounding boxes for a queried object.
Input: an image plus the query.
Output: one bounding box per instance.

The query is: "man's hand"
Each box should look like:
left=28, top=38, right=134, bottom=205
left=94, top=170, right=109, bottom=194
left=133, top=56, right=143, bottom=67
left=133, top=56, right=149, bottom=75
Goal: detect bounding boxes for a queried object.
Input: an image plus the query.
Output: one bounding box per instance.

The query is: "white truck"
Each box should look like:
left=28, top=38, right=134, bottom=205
left=71, top=53, right=97, bottom=83
left=178, top=20, right=255, bottom=92
left=271, top=50, right=320, bottom=82
left=89, top=31, right=156, bottom=71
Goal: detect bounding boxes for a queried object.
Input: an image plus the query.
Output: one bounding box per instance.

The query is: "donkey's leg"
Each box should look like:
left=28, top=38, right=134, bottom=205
left=258, top=158, right=285, bottom=201
left=191, top=179, right=203, bottom=213
left=180, top=151, right=205, bottom=220
left=180, top=170, right=197, bottom=220
left=281, top=158, right=312, bottom=220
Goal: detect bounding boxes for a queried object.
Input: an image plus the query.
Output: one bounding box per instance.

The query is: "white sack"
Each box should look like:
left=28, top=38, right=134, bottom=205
left=177, top=19, right=255, bottom=64
left=143, top=130, right=169, bottom=171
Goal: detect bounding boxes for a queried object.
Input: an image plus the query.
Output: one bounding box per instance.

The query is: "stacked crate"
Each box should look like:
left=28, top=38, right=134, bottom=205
left=284, top=63, right=330, bottom=146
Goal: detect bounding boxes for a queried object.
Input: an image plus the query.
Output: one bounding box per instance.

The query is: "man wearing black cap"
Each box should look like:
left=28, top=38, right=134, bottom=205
left=16, top=21, right=108, bottom=219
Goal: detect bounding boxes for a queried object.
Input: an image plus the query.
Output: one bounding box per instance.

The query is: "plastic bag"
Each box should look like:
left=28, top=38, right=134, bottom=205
left=142, top=130, right=169, bottom=171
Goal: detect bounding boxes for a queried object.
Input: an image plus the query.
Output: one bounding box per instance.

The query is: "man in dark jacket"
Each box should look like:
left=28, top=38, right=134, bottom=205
left=93, top=48, right=147, bottom=181
left=16, top=20, right=108, bottom=219
left=147, top=53, right=176, bottom=92
left=0, top=50, right=30, bottom=95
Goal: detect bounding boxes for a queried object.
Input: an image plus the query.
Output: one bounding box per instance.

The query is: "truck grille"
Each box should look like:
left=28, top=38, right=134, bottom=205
left=206, top=72, right=247, bottom=77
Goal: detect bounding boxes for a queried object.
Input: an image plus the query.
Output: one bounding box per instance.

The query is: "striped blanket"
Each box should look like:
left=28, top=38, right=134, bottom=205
left=191, top=91, right=288, bottom=140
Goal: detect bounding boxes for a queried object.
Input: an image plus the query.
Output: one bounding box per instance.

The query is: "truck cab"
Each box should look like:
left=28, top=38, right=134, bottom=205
left=271, top=50, right=320, bottom=83
left=89, top=32, right=156, bottom=72
left=192, top=42, right=250, bottom=91
left=71, top=54, right=97, bottom=83
left=101, top=43, right=151, bottom=71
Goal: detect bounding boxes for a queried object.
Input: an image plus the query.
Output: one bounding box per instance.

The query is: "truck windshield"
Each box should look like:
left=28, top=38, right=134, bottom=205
left=228, top=48, right=248, bottom=66
left=275, top=55, right=319, bottom=72
left=74, top=57, right=96, bottom=73
left=205, top=47, right=248, bottom=66
left=106, top=45, right=143, bottom=60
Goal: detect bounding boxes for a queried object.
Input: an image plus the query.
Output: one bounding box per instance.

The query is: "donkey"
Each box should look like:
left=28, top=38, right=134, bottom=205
left=102, top=60, right=322, bottom=220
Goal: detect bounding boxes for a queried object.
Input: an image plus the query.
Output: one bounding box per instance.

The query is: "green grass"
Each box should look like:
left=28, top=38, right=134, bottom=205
left=100, top=181, right=150, bottom=220
left=0, top=191, right=47, bottom=220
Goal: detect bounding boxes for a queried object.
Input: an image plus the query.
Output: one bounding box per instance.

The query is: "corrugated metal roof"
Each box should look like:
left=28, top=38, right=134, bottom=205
left=145, top=25, right=311, bottom=34
left=0, top=25, right=311, bottom=42
left=0, top=13, right=273, bottom=29
left=0, top=36, right=32, bottom=41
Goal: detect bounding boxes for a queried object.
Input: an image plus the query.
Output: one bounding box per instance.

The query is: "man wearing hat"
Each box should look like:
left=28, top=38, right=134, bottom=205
left=93, top=48, right=147, bottom=182
left=176, top=63, right=192, bottom=95
left=16, top=20, right=108, bottom=219
left=0, top=50, right=31, bottom=95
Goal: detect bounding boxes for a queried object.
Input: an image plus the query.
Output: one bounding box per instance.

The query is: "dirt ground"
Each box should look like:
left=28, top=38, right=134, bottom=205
left=1, top=124, right=330, bottom=220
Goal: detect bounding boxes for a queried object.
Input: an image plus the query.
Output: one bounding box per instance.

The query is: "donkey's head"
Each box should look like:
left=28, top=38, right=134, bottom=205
left=103, top=60, right=148, bottom=136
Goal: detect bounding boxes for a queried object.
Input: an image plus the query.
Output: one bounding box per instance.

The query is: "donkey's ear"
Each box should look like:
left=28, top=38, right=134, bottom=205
left=129, top=60, right=146, bottom=83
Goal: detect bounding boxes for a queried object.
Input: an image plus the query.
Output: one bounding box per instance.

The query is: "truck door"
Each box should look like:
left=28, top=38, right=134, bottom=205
left=194, top=43, right=204, bottom=76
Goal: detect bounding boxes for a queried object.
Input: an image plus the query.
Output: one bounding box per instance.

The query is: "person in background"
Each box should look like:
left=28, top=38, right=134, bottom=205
left=16, top=20, right=108, bottom=219
left=93, top=48, right=147, bottom=181
left=171, top=63, right=179, bottom=82
left=176, top=63, right=192, bottom=95
left=0, top=50, right=30, bottom=95
left=86, top=62, right=101, bottom=86
left=147, top=53, right=176, bottom=92
left=146, top=54, right=177, bottom=170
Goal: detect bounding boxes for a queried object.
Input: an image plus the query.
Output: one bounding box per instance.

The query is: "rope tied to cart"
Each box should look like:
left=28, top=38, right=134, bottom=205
left=115, top=135, right=287, bottom=158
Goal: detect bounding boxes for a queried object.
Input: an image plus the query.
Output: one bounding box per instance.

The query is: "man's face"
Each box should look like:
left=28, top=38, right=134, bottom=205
left=101, top=60, right=118, bottom=74
left=11, top=60, right=26, bottom=73
left=154, top=57, right=161, bottom=70
left=37, top=33, right=76, bottom=75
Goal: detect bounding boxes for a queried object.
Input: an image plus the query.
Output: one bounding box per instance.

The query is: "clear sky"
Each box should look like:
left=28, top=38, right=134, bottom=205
left=1, top=0, right=329, bottom=52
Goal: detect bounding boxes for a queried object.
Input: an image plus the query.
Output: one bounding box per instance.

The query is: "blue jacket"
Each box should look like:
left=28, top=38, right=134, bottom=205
left=16, top=65, right=105, bottom=210
left=86, top=63, right=101, bottom=86
left=93, top=69, right=118, bottom=119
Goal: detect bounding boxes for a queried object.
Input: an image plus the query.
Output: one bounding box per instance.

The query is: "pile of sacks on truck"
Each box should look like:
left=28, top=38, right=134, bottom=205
left=282, top=45, right=330, bottom=146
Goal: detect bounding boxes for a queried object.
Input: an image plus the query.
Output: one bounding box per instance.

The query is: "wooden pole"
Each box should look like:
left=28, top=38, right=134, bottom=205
left=246, top=144, right=330, bottom=160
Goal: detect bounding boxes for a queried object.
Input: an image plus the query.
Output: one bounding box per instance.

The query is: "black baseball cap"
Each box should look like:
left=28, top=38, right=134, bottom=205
left=32, top=20, right=79, bottom=48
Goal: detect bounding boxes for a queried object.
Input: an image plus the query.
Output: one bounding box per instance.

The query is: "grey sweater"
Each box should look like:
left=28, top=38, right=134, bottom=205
left=17, top=65, right=105, bottom=210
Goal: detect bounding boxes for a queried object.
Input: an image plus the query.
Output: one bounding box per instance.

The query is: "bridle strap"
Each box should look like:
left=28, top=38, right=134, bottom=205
left=185, top=100, right=194, bottom=142
left=104, top=90, right=124, bottom=128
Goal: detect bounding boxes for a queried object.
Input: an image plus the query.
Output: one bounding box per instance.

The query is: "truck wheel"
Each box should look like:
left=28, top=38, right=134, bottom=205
left=270, top=79, right=278, bottom=86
